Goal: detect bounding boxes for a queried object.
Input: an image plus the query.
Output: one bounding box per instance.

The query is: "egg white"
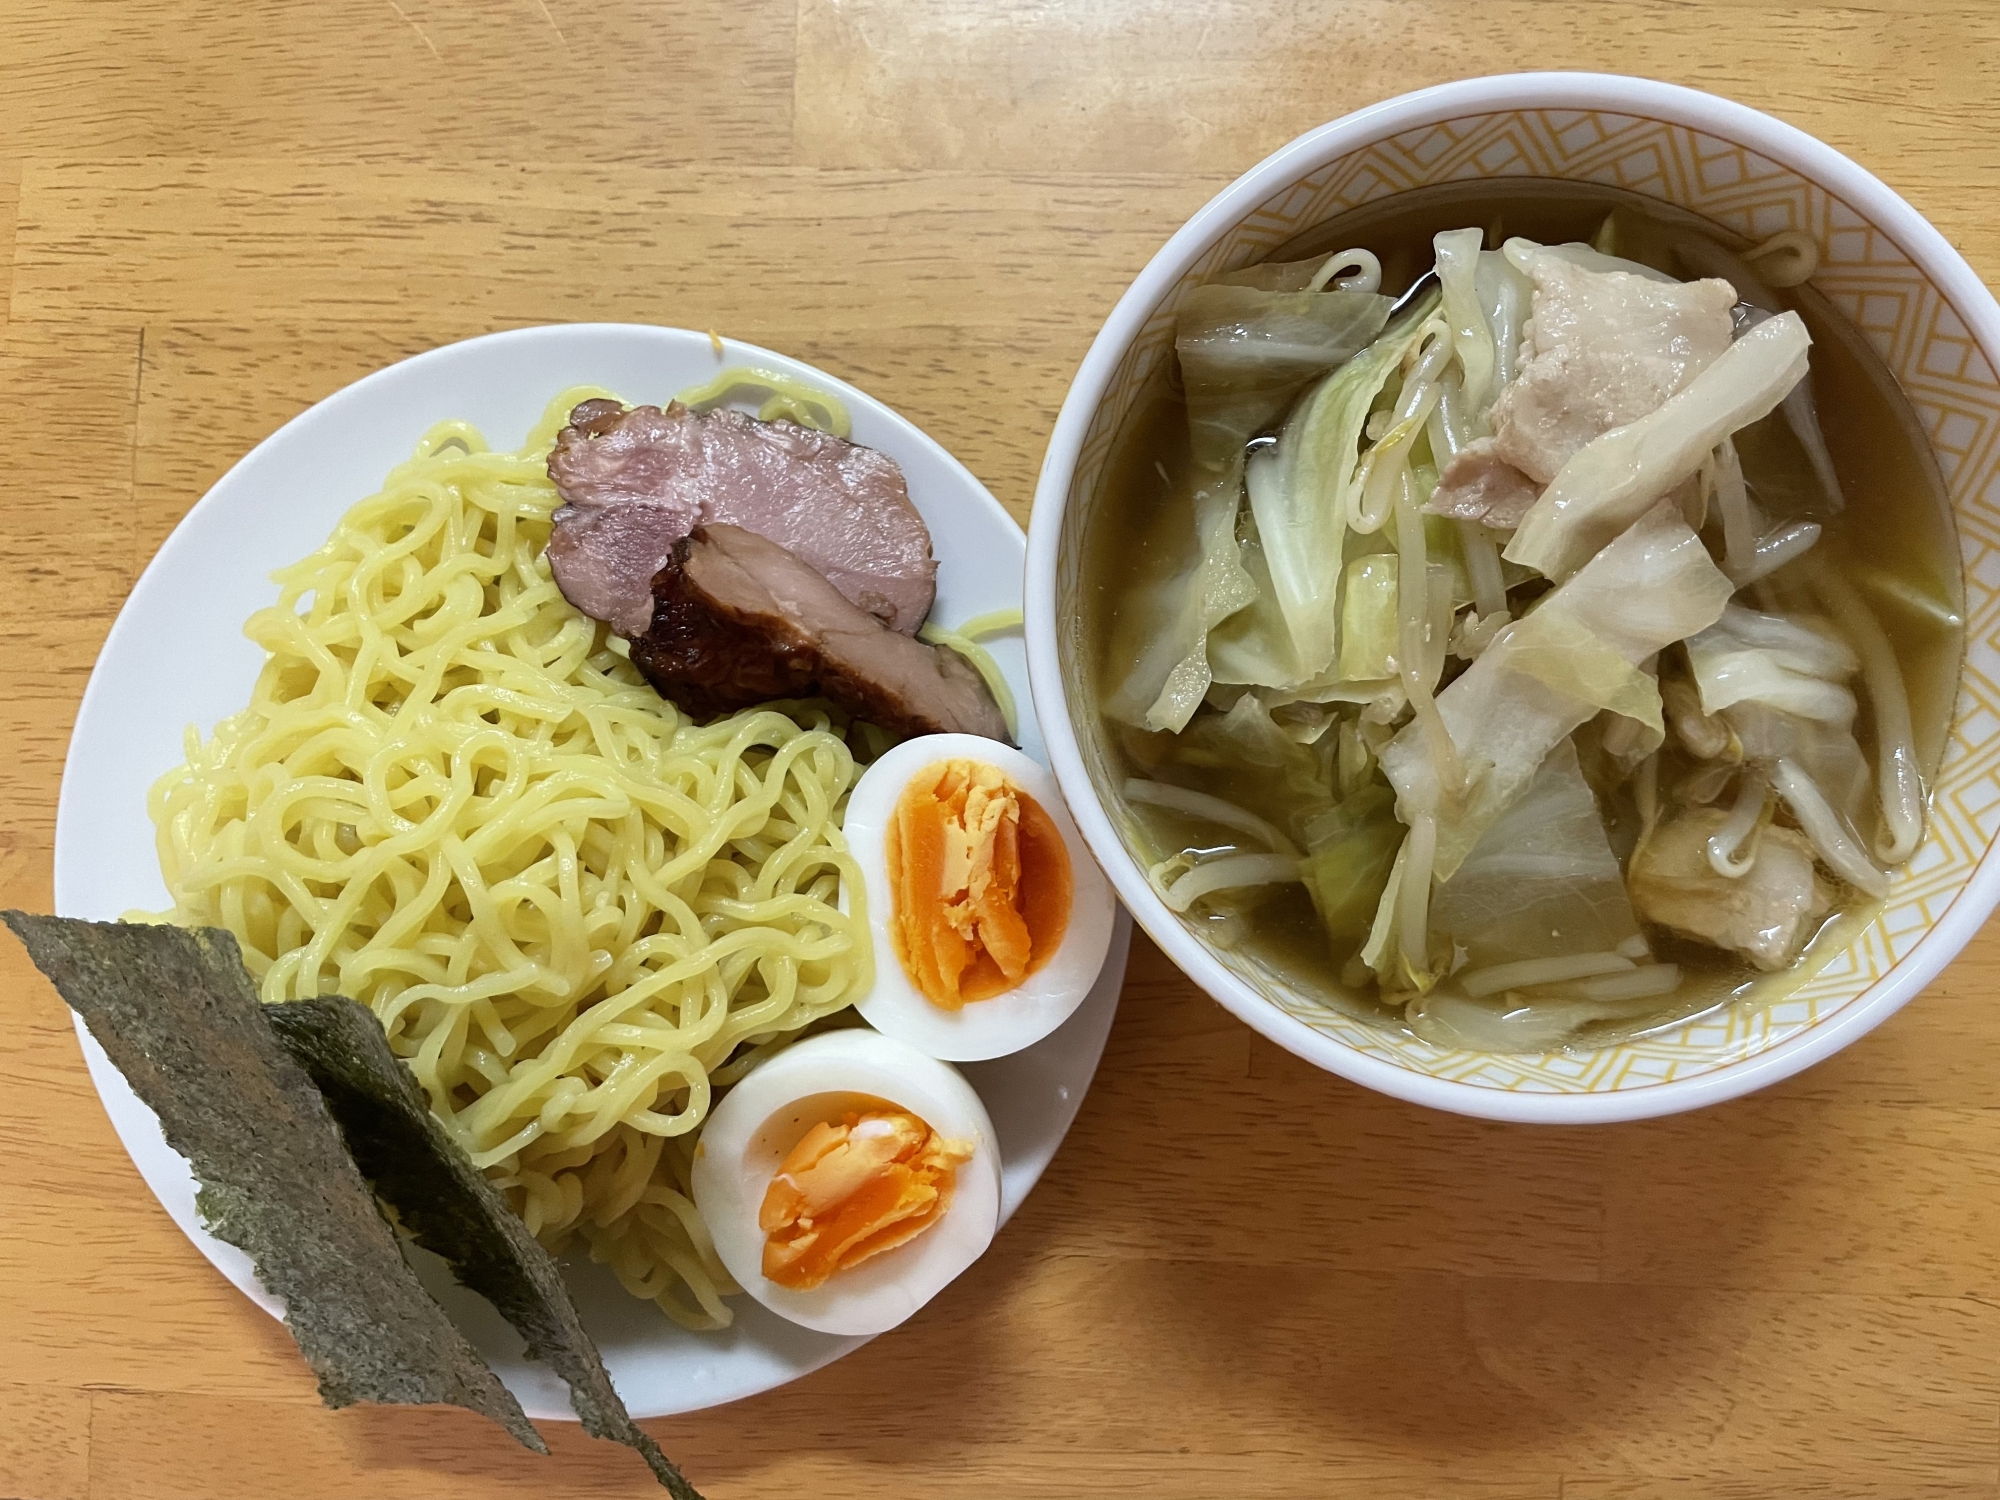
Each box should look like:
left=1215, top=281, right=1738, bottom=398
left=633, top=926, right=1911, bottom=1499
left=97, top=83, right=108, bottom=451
left=690, top=1028, right=1002, bottom=1337
left=841, top=733, right=1116, bottom=1062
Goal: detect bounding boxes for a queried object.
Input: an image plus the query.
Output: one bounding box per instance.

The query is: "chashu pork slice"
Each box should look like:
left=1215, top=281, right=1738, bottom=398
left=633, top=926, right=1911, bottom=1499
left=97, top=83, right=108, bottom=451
left=546, top=399, right=938, bottom=638
left=631, top=524, right=1010, bottom=743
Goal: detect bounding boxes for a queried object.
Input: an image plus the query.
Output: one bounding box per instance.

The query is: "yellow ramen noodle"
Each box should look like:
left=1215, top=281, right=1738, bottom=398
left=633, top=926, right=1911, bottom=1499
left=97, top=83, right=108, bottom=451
left=147, top=390, right=872, bottom=1328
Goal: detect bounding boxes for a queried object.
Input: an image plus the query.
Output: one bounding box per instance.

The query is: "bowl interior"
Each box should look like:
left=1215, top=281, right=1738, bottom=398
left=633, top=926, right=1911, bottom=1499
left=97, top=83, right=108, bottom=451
left=1056, top=105, right=2000, bottom=1097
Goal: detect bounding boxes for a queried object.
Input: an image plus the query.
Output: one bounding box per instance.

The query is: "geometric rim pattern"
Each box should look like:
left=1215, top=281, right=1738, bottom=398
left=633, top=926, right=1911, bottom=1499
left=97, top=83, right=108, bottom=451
left=1058, top=109, right=2000, bottom=1093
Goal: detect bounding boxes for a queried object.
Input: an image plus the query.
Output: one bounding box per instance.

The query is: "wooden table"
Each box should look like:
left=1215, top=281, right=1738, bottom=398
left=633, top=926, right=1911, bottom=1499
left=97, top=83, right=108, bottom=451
left=4, top=4, right=1999, bottom=1497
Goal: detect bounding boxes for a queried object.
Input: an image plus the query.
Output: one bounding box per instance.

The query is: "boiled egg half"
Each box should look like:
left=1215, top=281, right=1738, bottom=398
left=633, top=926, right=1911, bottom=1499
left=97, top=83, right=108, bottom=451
left=842, top=733, right=1115, bottom=1061
left=691, top=1028, right=1001, bottom=1336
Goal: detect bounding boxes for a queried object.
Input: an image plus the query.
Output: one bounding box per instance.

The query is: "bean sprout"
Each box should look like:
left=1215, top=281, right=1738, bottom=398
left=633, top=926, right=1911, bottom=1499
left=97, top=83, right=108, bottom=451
left=1663, top=675, right=1734, bottom=761
left=1559, top=964, right=1683, bottom=1003
left=1726, top=520, right=1822, bottom=586
left=1460, top=952, right=1635, bottom=998
left=1148, top=852, right=1303, bottom=913
left=1357, top=390, right=1438, bottom=533
left=1397, top=812, right=1438, bottom=981
left=1459, top=521, right=1509, bottom=619
left=1309, top=247, right=1383, bottom=294
left=1407, top=319, right=1457, bottom=387
left=1742, top=229, right=1820, bottom=288
left=1808, top=560, right=1924, bottom=863
left=1707, top=770, right=1769, bottom=878
left=1635, top=752, right=1662, bottom=848
left=1352, top=323, right=1452, bottom=533
left=1771, top=757, right=1889, bottom=897
left=1392, top=469, right=1464, bottom=798
left=1122, top=778, right=1300, bottom=857
left=1681, top=759, right=1737, bottom=806
left=1742, top=308, right=1846, bottom=511
left=1712, top=439, right=1758, bottom=577
left=1426, top=371, right=1469, bottom=465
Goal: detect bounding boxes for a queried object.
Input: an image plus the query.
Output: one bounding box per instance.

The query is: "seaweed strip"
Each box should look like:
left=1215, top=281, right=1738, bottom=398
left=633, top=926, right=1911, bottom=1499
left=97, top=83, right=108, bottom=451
left=266, top=994, right=704, bottom=1500
left=2, top=914, right=544, bottom=1452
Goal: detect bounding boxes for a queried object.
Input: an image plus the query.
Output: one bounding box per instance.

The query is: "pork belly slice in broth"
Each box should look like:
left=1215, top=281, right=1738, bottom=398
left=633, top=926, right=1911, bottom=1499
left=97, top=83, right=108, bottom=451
left=546, top=399, right=939, bottom=638
left=1424, top=436, right=1542, bottom=530
left=630, top=524, right=1010, bottom=744
left=1488, top=255, right=1738, bottom=485
left=1629, top=809, right=1834, bottom=971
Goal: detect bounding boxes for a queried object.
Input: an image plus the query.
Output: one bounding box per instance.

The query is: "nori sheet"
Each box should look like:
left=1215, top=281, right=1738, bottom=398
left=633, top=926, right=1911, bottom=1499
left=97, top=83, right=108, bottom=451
left=2, top=913, right=544, bottom=1452
left=266, top=994, right=703, bottom=1500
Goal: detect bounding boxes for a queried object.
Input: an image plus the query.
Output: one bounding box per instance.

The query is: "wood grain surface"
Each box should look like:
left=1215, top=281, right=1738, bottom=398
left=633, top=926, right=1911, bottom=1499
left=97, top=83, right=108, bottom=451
left=3, top=4, right=1998, bottom=1497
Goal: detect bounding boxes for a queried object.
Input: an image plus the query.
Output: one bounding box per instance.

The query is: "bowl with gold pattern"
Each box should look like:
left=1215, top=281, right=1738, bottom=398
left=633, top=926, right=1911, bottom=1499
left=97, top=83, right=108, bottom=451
left=1027, top=73, right=2000, bottom=1122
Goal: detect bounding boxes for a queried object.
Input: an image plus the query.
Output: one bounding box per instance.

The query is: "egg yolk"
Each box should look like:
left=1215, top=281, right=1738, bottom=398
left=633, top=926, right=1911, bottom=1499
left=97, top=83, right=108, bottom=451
left=886, top=759, right=1073, bottom=1010
left=758, top=1108, right=973, bottom=1290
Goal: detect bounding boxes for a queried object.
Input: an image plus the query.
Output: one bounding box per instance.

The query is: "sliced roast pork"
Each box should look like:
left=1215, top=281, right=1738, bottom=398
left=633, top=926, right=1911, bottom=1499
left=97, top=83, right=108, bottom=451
left=630, top=525, right=1010, bottom=743
left=546, top=399, right=938, bottom=638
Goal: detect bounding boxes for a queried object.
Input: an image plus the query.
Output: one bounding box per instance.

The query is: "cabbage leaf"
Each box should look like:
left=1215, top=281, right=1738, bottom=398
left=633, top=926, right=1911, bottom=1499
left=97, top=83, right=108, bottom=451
left=1176, top=286, right=1394, bottom=472
left=1299, top=783, right=1404, bottom=957
left=1114, top=285, right=1391, bottom=730
left=1227, top=297, right=1427, bottom=684
left=1686, top=602, right=1859, bottom=724
left=1206, top=473, right=1305, bottom=690
left=1167, top=692, right=1338, bottom=817
left=1336, top=553, right=1400, bottom=681
left=1358, top=837, right=1413, bottom=984
left=1506, top=608, right=1665, bottom=754
left=1502, top=236, right=1680, bottom=285
left=1429, top=739, right=1642, bottom=969
left=1105, top=477, right=1257, bottom=730
left=1381, top=499, right=1733, bottom=879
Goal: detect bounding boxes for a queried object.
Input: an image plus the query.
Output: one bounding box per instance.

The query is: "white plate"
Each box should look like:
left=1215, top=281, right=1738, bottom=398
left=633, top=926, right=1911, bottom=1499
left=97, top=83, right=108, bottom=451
left=50, top=324, right=1131, bottom=1420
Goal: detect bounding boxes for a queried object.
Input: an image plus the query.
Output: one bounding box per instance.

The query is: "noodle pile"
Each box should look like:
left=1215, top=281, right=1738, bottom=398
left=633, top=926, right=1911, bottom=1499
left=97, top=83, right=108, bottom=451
left=147, top=390, right=872, bottom=1328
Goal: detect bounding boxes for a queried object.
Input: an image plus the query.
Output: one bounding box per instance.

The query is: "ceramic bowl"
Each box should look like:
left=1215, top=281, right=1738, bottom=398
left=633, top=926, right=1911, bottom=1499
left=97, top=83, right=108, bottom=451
left=1025, top=72, right=2000, bottom=1123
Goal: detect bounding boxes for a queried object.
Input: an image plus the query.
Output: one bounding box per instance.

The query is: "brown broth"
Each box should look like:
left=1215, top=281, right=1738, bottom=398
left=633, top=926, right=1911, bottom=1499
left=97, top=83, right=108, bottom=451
left=1077, top=179, right=1967, bottom=1042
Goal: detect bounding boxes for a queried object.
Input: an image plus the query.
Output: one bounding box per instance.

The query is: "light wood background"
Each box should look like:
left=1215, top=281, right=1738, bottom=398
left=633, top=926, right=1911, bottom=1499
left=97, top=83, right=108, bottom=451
left=3, top=4, right=1999, bottom=1498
